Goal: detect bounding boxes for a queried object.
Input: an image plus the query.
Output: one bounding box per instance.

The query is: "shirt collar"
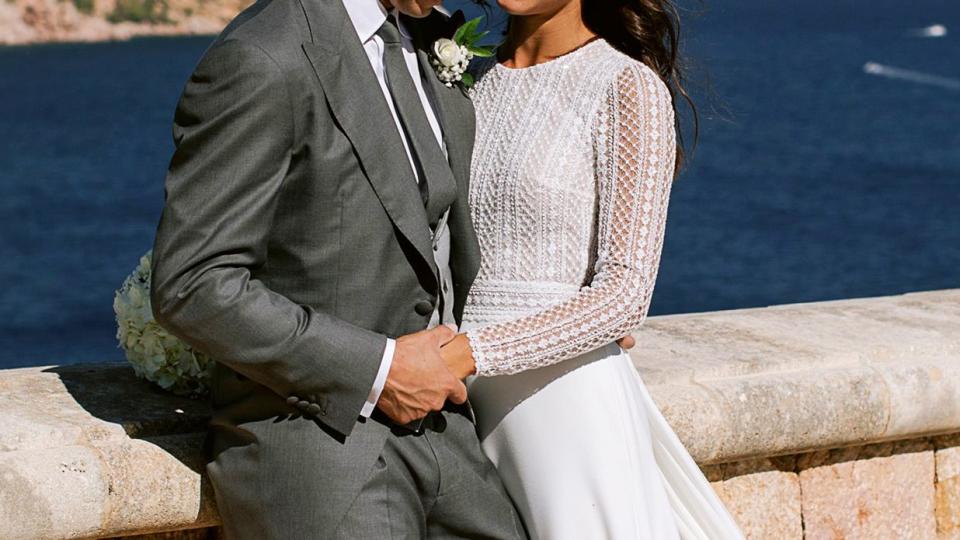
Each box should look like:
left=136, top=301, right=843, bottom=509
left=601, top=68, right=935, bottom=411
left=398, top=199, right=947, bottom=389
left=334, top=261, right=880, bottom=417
left=341, top=0, right=418, bottom=43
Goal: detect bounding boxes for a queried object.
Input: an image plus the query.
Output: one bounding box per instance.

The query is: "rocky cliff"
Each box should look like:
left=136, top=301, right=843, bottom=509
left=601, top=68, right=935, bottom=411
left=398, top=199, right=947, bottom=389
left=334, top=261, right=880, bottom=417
left=0, top=0, right=251, bottom=45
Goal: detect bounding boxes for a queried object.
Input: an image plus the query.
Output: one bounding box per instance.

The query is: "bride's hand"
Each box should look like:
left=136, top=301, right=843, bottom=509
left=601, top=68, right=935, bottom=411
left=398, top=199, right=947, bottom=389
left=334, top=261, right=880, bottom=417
left=617, top=335, right=636, bottom=350
left=441, top=333, right=478, bottom=380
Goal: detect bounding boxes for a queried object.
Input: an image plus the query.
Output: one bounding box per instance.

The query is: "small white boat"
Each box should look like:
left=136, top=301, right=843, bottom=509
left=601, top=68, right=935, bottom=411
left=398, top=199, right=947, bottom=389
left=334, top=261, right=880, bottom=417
left=909, top=24, right=947, bottom=38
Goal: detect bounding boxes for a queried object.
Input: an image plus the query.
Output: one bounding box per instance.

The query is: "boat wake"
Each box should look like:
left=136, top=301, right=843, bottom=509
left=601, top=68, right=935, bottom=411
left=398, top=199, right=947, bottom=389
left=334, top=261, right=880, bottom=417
left=863, top=62, right=960, bottom=90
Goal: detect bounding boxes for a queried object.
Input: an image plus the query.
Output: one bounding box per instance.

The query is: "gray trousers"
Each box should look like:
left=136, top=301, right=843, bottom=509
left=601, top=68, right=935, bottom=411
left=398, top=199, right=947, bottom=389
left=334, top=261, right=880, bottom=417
left=333, top=221, right=527, bottom=538
left=334, top=409, right=528, bottom=539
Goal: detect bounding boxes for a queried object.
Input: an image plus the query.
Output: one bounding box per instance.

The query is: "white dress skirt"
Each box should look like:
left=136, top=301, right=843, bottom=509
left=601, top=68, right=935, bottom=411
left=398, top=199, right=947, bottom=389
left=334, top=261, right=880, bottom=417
left=464, top=340, right=745, bottom=540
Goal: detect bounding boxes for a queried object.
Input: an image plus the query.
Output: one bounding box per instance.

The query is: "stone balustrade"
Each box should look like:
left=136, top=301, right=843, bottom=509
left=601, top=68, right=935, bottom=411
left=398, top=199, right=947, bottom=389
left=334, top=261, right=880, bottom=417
left=635, top=288, right=960, bottom=539
left=0, top=289, right=958, bottom=539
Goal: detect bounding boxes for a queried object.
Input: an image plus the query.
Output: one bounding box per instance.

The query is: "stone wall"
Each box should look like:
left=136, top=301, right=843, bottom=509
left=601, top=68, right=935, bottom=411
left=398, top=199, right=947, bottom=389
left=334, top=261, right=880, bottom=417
left=632, top=289, right=960, bottom=539
left=0, top=289, right=957, bottom=538
left=702, top=435, right=959, bottom=539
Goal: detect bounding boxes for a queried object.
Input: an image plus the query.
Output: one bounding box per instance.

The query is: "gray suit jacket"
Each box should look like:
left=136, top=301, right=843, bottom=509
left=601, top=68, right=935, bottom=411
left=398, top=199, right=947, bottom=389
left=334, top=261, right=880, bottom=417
left=149, top=0, right=480, bottom=535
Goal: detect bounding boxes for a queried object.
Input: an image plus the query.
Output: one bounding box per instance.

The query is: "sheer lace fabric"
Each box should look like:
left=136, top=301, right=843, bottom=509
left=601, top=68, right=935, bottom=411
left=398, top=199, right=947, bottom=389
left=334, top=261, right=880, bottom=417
left=463, top=39, right=677, bottom=377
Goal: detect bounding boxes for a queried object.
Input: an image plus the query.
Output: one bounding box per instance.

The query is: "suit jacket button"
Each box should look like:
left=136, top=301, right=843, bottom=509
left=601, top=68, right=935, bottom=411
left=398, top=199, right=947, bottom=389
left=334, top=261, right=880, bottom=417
left=306, top=403, right=323, bottom=416
left=414, top=300, right=434, bottom=316
left=286, top=396, right=300, bottom=406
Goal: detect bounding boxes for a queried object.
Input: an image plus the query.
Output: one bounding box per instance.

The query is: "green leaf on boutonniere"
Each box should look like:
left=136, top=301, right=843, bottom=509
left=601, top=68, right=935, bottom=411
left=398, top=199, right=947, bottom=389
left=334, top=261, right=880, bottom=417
left=452, top=21, right=468, bottom=43
left=454, top=17, right=482, bottom=44
left=468, top=46, right=496, bottom=58
left=460, top=72, right=475, bottom=87
left=454, top=17, right=491, bottom=51
left=470, top=27, right=490, bottom=42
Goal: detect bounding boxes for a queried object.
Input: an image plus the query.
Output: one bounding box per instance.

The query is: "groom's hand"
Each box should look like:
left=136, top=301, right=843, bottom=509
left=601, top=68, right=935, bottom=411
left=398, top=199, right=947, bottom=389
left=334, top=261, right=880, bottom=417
left=377, top=325, right=468, bottom=425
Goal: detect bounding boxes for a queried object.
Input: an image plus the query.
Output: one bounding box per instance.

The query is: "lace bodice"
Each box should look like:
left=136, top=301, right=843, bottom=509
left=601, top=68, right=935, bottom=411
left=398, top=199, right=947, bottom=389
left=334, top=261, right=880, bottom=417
left=461, top=39, right=677, bottom=377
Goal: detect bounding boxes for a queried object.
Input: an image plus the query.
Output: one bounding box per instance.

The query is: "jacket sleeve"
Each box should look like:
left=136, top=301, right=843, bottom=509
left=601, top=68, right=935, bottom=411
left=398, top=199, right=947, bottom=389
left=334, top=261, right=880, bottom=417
left=150, top=39, right=386, bottom=437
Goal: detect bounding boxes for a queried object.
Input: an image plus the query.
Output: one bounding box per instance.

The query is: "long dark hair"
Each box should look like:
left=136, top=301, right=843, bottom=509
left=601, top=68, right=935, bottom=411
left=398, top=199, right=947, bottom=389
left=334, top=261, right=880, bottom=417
left=582, top=0, right=697, bottom=172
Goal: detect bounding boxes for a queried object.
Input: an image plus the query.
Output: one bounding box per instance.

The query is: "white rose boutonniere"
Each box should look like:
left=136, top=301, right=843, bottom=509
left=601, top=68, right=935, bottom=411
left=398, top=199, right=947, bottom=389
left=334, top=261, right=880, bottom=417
left=430, top=16, right=495, bottom=88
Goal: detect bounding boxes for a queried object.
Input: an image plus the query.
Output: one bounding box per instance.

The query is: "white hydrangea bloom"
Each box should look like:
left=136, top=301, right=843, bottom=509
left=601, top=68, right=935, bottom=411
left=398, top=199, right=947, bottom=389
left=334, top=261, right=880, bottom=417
left=114, top=250, right=212, bottom=396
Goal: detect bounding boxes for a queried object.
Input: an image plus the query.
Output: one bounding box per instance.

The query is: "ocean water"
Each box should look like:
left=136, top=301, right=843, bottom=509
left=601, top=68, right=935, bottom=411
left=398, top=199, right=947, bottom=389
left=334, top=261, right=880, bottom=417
left=0, top=1, right=958, bottom=368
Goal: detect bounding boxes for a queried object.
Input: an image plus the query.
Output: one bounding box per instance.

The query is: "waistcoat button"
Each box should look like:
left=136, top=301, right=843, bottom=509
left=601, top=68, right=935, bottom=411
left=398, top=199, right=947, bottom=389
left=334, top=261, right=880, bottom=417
left=414, top=300, right=434, bottom=316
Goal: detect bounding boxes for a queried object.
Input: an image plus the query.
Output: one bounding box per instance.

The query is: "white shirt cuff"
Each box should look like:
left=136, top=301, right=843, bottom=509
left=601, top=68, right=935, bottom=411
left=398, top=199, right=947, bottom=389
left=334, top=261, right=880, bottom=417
left=360, top=338, right=395, bottom=418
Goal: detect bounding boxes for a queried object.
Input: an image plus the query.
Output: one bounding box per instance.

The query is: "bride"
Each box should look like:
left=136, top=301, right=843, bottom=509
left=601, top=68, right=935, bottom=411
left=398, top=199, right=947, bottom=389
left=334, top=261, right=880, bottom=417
left=439, top=0, right=746, bottom=538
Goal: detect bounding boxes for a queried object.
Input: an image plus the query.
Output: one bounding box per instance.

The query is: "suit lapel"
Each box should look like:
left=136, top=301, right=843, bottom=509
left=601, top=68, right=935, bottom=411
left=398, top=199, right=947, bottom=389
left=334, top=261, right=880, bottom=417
left=300, top=0, right=438, bottom=282
left=417, top=49, right=475, bottom=184
left=406, top=15, right=482, bottom=319
left=406, top=15, right=475, bottom=192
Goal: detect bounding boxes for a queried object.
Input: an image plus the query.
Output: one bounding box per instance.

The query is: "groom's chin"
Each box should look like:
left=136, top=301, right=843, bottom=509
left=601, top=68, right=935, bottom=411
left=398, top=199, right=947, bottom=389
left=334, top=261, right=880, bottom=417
left=393, top=0, right=444, bottom=18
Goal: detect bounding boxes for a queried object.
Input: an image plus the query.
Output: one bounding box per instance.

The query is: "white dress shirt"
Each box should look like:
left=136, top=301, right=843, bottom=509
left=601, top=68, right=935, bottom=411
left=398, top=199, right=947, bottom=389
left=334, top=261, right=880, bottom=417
left=341, top=0, right=448, bottom=418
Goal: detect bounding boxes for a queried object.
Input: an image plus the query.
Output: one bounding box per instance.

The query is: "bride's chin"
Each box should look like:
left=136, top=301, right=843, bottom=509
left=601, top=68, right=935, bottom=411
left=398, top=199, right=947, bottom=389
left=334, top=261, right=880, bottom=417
left=496, top=0, right=574, bottom=18
left=495, top=0, right=536, bottom=16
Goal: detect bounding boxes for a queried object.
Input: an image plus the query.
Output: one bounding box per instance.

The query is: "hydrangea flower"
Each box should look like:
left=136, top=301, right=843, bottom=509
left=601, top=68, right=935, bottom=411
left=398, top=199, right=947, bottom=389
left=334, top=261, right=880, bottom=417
left=114, top=250, right=212, bottom=396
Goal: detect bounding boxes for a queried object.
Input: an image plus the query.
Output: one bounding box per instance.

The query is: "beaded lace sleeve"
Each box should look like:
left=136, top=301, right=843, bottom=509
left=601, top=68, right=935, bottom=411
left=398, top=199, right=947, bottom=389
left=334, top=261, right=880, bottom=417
left=466, top=63, right=677, bottom=377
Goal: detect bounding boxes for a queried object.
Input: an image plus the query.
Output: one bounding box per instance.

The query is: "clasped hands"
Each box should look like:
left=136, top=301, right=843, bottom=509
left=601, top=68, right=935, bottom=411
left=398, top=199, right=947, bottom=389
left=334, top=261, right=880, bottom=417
left=376, top=325, right=637, bottom=425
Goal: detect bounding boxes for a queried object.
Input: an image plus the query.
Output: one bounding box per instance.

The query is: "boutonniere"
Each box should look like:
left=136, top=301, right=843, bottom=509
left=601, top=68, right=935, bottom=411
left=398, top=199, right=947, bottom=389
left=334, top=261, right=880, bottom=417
left=430, top=15, right=495, bottom=89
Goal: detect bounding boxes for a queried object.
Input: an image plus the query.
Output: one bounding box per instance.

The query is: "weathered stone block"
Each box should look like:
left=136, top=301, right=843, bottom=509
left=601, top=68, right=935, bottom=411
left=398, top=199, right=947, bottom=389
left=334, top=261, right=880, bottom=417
left=706, top=458, right=802, bottom=539
left=0, top=445, right=107, bottom=539
left=800, top=444, right=936, bottom=539
left=107, top=526, right=221, bottom=539
left=96, top=435, right=214, bottom=534
left=935, top=436, right=960, bottom=540
left=714, top=472, right=801, bottom=539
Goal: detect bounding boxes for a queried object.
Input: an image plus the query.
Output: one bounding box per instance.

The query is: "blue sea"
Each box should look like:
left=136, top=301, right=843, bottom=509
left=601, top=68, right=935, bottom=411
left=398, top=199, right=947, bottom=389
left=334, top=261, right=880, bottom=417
left=0, top=1, right=958, bottom=368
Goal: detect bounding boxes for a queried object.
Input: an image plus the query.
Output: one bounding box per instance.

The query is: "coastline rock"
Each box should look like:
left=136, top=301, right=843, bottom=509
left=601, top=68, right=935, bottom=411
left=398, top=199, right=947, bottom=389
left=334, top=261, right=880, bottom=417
left=0, top=0, right=250, bottom=46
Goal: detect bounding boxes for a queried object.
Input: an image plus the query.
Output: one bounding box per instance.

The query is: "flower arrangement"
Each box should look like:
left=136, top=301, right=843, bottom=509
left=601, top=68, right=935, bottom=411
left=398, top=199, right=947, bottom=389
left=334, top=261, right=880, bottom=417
left=113, top=250, right=212, bottom=396
left=430, top=16, right=495, bottom=88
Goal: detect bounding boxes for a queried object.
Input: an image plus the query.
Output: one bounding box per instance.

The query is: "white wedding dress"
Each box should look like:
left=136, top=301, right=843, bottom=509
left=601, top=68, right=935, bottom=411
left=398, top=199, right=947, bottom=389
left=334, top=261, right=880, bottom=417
left=459, top=39, right=745, bottom=539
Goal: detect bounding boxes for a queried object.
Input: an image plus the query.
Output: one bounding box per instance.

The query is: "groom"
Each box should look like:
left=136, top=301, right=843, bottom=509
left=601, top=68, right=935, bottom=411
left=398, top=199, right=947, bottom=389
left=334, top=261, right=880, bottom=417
left=150, top=0, right=526, bottom=537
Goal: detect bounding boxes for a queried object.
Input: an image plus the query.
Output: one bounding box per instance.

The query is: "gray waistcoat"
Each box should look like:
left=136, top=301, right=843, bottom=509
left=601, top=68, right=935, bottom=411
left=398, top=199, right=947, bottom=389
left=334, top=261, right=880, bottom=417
left=429, top=212, right=456, bottom=328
